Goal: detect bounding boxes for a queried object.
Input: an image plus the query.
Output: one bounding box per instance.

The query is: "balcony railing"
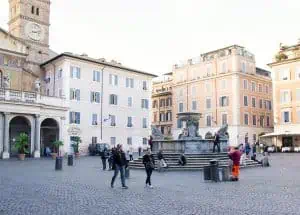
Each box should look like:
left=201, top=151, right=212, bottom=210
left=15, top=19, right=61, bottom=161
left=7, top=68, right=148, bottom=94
left=0, top=88, right=67, bottom=107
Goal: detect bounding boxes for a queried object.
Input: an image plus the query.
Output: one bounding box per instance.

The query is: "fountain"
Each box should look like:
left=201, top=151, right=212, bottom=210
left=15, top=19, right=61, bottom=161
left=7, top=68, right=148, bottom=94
left=152, top=112, right=229, bottom=154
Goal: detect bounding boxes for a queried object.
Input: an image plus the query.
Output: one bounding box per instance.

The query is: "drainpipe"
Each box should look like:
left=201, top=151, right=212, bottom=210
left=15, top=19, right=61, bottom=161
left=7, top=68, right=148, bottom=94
left=100, top=66, right=106, bottom=140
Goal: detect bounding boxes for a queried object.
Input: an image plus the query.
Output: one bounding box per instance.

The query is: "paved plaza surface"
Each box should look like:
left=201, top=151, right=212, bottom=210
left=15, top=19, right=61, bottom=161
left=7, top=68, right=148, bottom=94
left=0, top=154, right=300, bottom=215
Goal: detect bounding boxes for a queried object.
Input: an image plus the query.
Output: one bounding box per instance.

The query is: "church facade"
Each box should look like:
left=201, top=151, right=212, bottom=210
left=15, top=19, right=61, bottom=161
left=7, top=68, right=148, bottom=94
left=0, top=0, right=155, bottom=159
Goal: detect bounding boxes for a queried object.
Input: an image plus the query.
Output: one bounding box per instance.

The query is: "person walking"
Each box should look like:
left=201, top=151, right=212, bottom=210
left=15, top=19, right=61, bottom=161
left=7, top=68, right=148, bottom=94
left=213, top=132, right=220, bottom=153
left=245, top=142, right=251, bottom=158
left=138, top=146, right=142, bottom=157
left=143, top=148, right=155, bottom=188
left=111, top=144, right=128, bottom=189
left=228, top=146, right=242, bottom=181
left=108, top=148, right=115, bottom=170
left=101, top=147, right=109, bottom=170
left=129, top=147, right=134, bottom=161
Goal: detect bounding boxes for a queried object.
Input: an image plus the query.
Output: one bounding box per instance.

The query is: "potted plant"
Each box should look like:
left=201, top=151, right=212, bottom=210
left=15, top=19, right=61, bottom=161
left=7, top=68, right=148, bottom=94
left=14, top=133, right=29, bottom=161
left=52, top=140, right=64, bottom=170
left=51, top=140, right=64, bottom=160
left=71, top=136, right=81, bottom=158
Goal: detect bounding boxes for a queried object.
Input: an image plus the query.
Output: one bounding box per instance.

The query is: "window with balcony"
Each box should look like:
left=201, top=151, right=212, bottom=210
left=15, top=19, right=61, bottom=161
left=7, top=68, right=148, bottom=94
left=141, top=99, right=149, bottom=109
left=93, top=71, right=101, bottom=82
left=90, top=92, right=100, bottom=103
left=166, top=112, right=172, bottom=121
left=70, top=88, right=80, bottom=101
left=179, top=103, right=184, bottom=112
left=166, top=98, right=172, bottom=106
left=126, top=78, right=134, bottom=88
left=244, top=96, right=248, bottom=106
left=70, top=112, right=80, bottom=124
left=110, top=115, right=116, bottom=126
left=127, top=116, right=133, bottom=127
left=109, top=74, right=118, bottom=86
left=159, top=113, right=165, bottom=122
left=92, top=114, right=98, bottom=125
left=244, top=114, right=249, bottom=125
left=252, top=115, right=257, bottom=126
left=220, top=96, right=229, bottom=107
left=109, top=94, right=118, bottom=105
left=70, top=66, right=81, bottom=79
left=143, top=118, right=147, bottom=128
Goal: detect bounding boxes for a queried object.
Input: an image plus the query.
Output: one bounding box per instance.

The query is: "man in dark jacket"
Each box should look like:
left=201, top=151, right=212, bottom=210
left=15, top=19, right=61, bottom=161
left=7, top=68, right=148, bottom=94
left=101, top=148, right=109, bottom=170
left=213, top=132, right=221, bottom=153
left=111, top=144, right=128, bottom=189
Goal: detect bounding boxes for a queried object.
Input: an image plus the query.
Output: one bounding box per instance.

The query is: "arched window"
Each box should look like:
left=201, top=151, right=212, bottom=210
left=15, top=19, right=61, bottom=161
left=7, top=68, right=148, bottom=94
left=31, top=6, right=35, bottom=14
left=36, top=8, right=39, bottom=16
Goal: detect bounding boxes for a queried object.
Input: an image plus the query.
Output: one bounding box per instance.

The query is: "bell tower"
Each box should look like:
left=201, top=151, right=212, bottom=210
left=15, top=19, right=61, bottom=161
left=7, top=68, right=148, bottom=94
left=8, top=0, right=51, bottom=74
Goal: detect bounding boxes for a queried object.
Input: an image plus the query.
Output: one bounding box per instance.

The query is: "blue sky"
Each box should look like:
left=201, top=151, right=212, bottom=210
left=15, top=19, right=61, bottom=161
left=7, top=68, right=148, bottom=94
left=0, top=0, right=299, bottom=75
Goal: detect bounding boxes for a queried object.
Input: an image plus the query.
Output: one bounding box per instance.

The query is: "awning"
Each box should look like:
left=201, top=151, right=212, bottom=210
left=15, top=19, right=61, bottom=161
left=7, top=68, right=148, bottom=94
left=260, top=132, right=300, bottom=138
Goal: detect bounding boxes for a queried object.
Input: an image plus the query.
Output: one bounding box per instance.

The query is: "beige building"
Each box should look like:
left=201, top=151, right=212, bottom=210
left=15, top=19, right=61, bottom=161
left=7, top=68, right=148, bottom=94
left=170, top=45, right=273, bottom=146
left=266, top=40, right=300, bottom=150
left=151, top=74, right=173, bottom=138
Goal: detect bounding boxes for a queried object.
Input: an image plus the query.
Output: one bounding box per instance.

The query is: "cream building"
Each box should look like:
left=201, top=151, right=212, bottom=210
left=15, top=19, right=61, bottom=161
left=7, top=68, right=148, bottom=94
left=170, top=45, right=273, bottom=146
left=265, top=40, right=300, bottom=150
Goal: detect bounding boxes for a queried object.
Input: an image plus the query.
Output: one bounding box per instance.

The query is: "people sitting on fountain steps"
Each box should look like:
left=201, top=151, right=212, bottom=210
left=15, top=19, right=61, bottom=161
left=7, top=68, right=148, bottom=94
left=213, top=132, right=221, bottom=153
left=157, top=150, right=168, bottom=172
left=178, top=153, right=187, bottom=166
left=143, top=148, right=155, bottom=188
left=228, top=146, right=242, bottom=181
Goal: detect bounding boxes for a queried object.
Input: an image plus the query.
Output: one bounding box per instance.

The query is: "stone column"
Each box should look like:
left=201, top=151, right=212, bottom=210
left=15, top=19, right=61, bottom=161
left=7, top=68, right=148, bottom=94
left=34, top=114, right=41, bottom=158
left=2, top=112, right=10, bottom=159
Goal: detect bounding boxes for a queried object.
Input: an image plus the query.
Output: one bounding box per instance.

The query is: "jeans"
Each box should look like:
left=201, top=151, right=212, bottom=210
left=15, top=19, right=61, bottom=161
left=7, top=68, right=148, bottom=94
left=129, top=155, right=133, bottom=161
left=213, top=142, right=220, bottom=153
left=145, top=168, right=153, bottom=185
left=102, top=158, right=107, bottom=170
left=111, top=164, right=126, bottom=187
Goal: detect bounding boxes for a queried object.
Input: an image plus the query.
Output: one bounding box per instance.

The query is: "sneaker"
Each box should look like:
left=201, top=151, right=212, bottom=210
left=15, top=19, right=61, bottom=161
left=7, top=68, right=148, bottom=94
left=149, top=185, right=153, bottom=189
left=122, top=186, right=128, bottom=189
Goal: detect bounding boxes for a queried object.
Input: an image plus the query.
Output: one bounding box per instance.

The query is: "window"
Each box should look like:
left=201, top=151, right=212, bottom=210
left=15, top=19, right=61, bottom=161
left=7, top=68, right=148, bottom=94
left=70, top=66, right=81, bottom=79
left=141, top=99, right=149, bottom=109
left=127, top=137, right=132, bottom=145
left=280, top=90, right=290, bottom=104
left=179, top=103, right=184, bottom=112
left=221, top=80, right=227, bottom=90
left=36, top=7, right=39, bottom=16
left=110, top=115, right=116, bottom=126
left=177, top=119, right=183, bottom=128
left=110, top=137, right=116, bottom=146
left=90, top=92, right=100, bottom=103
left=241, top=62, right=246, bottom=73
left=57, top=69, right=62, bottom=79
left=109, top=74, right=118, bottom=86
left=92, top=137, right=97, bottom=144
left=244, top=96, right=248, bottom=106
left=265, top=85, right=269, bottom=94
left=70, top=112, right=80, bottom=124
left=251, top=82, right=256, bottom=92
left=222, top=62, right=227, bottom=73
left=160, top=99, right=165, bottom=107
left=252, top=97, right=256, bottom=108
left=92, top=114, right=98, bottom=125
left=206, top=98, right=212, bottom=109
left=143, top=118, right=147, bottom=128
left=244, top=114, right=249, bottom=125
left=127, top=117, right=133, bottom=127
left=220, top=96, right=229, bottom=107
left=192, top=101, right=197, bottom=111
left=31, top=6, right=35, bottom=14
left=206, top=115, right=212, bottom=126
left=152, top=100, right=157, bottom=108
left=252, top=115, right=257, bottom=126
left=191, top=86, right=197, bottom=96
left=126, top=78, right=134, bottom=88
left=70, top=89, right=80, bottom=101
left=142, top=81, right=147, bottom=90
left=128, top=97, right=133, bottom=107
left=166, top=98, right=172, bottom=106
left=222, top=114, right=227, bottom=125
left=258, top=84, right=262, bottom=93
left=260, top=116, right=264, bottom=127
left=279, top=68, right=290, bottom=80
left=283, top=111, right=290, bottom=123
left=159, top=113, right=165, bottom=122
left=259, top=99, right=263, bottom=109
left=296, top=67, right=300, bottom=80
left=93, top=71, right=101, bottom=82
left=166, top=112, right=172, bottom=121
left=266, top=116, right=270, bottom=127
left=143, top=138, right=148, bottom=145
left=296, top=89, right=300, bottom=101
left=243, top=80, right=248, bottom=89
left=109, top=94, right=118, bottom=105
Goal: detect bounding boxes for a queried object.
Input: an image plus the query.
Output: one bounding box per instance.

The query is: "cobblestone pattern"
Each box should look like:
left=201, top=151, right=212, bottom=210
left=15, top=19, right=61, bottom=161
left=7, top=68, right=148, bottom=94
left=0, top=154, right=300, bottom=215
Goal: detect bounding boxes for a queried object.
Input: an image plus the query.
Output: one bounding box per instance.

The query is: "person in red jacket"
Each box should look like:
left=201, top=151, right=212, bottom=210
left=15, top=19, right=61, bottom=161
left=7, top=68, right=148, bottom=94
left=228, top=146, right=242, bottom=181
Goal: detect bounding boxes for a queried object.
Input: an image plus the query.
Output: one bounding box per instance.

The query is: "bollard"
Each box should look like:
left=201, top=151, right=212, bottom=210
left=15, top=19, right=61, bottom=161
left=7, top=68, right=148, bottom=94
left=55, top=157, right=63, bottom=170
left=68, top=155, right=73, bottom=166
left=209, top=160, right=219, bottom=182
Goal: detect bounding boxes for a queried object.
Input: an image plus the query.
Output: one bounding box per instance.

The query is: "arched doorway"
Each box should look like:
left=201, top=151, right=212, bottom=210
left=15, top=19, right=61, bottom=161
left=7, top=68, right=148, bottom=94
left=40, top=118, right=59, bottom=157
left=9, top=116, right=31, bottom=157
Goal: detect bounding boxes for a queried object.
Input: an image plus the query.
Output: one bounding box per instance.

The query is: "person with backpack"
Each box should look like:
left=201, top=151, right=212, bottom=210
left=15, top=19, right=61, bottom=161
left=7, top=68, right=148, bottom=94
left=143, top=148, right=155, bottom=188
left=111, top=144, right=128, bottom=189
